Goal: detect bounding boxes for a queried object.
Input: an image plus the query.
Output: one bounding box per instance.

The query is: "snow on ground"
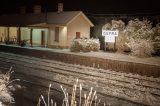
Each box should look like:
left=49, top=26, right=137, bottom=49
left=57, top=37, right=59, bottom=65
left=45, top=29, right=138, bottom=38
left=0, top=52, right=160, bottom=105
left=1, top=43, right=160, bottom=66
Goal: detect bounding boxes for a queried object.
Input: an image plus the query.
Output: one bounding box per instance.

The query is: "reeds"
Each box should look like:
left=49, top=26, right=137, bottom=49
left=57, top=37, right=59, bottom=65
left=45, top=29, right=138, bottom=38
left=38, top=79, right=104, bottom=106
left=37, top=84, right=56, bottom=106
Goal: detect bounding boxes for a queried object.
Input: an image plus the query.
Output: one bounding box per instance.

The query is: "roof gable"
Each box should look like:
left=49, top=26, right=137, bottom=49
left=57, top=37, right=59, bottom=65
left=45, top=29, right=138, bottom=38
left=66, top=12, right=94, bottom=27
left=46, top=11, right=81, bottom=25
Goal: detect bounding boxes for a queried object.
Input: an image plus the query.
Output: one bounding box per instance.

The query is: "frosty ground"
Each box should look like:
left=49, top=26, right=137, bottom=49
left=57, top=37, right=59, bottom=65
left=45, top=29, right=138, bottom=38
left=0, top=52, right=160, bottom=106
left=1, top=44, right=160, bottom=65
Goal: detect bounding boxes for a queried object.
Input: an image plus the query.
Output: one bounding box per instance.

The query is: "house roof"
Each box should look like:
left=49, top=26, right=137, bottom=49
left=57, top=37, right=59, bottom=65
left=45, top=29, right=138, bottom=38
left=0, top=11, right=94, bottom=27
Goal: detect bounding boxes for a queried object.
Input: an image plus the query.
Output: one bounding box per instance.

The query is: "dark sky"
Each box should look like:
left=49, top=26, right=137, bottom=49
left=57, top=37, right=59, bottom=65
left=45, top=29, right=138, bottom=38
left=0, top=0, right=160, bottom=15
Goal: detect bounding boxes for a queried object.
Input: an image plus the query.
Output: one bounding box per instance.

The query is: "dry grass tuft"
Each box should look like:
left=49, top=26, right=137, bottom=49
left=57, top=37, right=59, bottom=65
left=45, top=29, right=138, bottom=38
left=38, top=79, right=105, bottom=106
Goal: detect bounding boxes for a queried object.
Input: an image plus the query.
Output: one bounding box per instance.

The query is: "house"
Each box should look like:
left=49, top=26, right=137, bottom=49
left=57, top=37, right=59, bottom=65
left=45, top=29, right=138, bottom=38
left=0, top=4, right=94, bottom=48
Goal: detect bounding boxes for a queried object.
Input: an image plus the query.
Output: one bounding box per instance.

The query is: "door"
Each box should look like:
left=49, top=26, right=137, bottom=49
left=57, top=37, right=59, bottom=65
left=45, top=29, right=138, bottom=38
left=41, top=31, right=45, bottom=46
left=55, top=27, right=59, bottom=42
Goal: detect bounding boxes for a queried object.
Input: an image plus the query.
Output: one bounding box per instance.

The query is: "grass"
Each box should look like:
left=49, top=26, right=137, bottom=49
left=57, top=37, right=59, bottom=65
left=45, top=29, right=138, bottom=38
left=37, top=79, right=105, bottom=106
left=0, top=67, right=20, bottom=105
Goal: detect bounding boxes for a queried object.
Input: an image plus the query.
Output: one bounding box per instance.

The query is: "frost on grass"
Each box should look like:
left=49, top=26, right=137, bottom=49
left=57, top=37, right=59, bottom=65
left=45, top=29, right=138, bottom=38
left=51, top=62, right=160, bottom=105
left=39, top=70, right=160, bottom=106
left=0, top=67, right=20, bottom=106
left=102, top=18, right=160, bottom=57
left=70, top=38, right=100, bottom=52
left=37, top=79, right=105, bottom=106
left=125, top=18, right=155, bottom=57
left=128, top=39, right=154, bottom=57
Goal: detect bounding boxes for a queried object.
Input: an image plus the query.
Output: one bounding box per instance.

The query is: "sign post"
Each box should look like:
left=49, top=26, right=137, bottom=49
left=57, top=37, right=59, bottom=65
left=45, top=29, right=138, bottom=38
left=104, top=42, right=107, bottom=51
left=102, top=30, right=119, bottom=51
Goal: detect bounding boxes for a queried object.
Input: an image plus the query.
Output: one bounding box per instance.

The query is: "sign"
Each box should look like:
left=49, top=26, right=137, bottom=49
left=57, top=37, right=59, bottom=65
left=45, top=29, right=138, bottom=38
left=102, top=30, right=119, bottom=37
left=105, top=35, right=115, bottom=43
left=102, top=30, right=119, bottom=43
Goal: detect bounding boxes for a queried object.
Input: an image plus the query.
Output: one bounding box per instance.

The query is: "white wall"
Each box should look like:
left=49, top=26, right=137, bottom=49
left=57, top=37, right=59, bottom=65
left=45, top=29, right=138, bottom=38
left=32, top=29, right=48, bottom=46
left=48, top=26, right=55, bottom=46
left=9, top=27, right=17, bottom=38
left=32, top=29, right=41, bottom=45
left=0, top=27, right=18, bottom=42
left=59, top=26, right=67, bottom=46
left=48, top=14, right=91, bottom=48
left=44, top=29, right=49, bottom=46
left=48, top=26, right=67, bottom=47
left=20, top=28, right=48, bottom=46
left=0, top=27, right=7, bottom=42
left=67, top=14, right=91, bottom=46
left=21, top=27, right=30, bottom=41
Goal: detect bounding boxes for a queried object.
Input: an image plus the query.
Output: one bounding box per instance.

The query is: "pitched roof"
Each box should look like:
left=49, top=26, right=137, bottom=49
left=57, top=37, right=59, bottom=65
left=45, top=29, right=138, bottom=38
left=0, top=13, right=45, bottom=26
left=0, top=11, right=93, bottom=27
left=47, top=11, right=80, bottom=25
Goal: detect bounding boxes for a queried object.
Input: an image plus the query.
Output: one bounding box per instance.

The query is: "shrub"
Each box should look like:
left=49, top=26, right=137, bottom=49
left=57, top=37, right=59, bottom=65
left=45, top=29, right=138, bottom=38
left=0, top=67, right=20, bottom=105
left=152, top=23, right=160, bottom=54
left=116, top=31, right=130, bottom=53
left=102, top=23, right=112, bottom=30
left=111, top=20, right=125, bottom=31
left=126, top=18, right=155, bottom=57
left=126, top=18, right=154, bottom=40
left=70, top=38, right=100, bottom=52
left=102, top=20, right=125, bottom=31
left=128, top=39, right=154, bottom=57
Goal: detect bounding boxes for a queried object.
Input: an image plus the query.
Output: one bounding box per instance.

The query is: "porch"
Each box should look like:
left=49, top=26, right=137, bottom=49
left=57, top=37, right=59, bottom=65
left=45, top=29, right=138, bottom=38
left=0, top=26, right=49, bottom=47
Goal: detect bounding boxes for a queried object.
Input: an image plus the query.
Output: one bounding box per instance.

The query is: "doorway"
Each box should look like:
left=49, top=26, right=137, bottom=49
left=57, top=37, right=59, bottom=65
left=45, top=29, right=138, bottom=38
left=41, top=31, right=45, bottom=46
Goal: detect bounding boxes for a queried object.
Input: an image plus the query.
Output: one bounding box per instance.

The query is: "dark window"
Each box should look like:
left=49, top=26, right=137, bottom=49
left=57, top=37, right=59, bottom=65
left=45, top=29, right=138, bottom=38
left=55, top=27, right=59, bottom=42
left=41, top=31, right=45, bottom=46
left=76, top=32, right=81, bottom=39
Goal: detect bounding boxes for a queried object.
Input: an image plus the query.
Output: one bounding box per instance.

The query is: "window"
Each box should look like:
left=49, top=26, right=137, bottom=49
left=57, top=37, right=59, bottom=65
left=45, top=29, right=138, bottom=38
left=76, top=32, right=81, bottom=39
left=55, top=27, right=59, bottom=42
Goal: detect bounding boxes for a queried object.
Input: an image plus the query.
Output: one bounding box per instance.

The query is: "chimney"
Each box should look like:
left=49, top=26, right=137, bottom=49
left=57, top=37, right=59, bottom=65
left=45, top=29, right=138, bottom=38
left=33, top=5, right=41, bottom=13
left=19, top=6, right=26, bottom=14
left=58, top=3, right=63, bottom=13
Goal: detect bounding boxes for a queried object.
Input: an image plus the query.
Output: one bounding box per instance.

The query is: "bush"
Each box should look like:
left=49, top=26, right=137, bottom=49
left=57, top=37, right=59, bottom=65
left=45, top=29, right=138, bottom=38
left=111, top=20, right=125, bottom=31
left=70, top=38, right=100, bottom=52
left=102, top=20, right=125, bottom=31
left=126, top=18, right=154, bottom=40
left=126, top=18, right=155, bottom=57
left=128, top=39, right=154, bottom=57
left=152, top=23, right=160, bottom=55
left=116, top=32, right=130, bottom=53
left=0, top=67, right=20, bottom=105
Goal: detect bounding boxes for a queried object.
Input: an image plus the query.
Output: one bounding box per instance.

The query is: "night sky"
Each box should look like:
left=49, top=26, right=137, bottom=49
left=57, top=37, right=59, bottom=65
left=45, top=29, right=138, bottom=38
left=0, top=0, right=160, bottom=15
